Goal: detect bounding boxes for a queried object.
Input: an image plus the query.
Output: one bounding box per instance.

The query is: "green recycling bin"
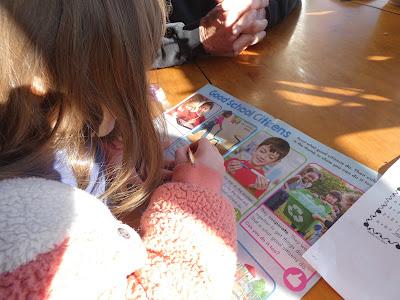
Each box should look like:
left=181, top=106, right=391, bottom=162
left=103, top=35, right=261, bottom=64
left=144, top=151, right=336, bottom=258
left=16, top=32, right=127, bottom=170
left=283, top=189, right=331, bottom=232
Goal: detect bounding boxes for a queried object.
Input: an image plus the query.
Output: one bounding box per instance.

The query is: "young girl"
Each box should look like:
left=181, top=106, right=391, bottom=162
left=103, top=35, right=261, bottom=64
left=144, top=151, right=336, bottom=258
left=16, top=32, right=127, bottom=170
left=0, top=1, right=236, bottom=299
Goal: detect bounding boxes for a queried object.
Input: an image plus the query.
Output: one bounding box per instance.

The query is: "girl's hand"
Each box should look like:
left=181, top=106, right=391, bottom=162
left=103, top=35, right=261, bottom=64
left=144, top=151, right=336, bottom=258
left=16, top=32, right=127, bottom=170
left=175, top=138, right=225, bottom=178
left=162, top=159, right=175, bottom=182
left=161, top=139, right=175, bottom=182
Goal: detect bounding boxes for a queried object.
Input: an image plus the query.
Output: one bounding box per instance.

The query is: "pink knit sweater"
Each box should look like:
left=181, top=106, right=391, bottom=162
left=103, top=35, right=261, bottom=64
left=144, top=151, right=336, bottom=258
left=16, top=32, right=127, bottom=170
left=0, top=163, right=237, bottom=299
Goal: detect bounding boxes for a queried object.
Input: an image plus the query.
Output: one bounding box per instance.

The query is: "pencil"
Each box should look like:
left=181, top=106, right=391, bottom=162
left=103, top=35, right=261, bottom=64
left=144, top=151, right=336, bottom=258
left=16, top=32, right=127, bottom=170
left=188, top=147, right=195, bottom=166
left=239, top=161, right=268, bottom=179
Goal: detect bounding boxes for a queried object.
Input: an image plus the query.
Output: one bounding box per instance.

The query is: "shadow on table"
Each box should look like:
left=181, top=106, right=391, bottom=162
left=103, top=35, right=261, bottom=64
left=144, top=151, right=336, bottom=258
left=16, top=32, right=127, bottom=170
left=192, top=0, right=399, bottom=170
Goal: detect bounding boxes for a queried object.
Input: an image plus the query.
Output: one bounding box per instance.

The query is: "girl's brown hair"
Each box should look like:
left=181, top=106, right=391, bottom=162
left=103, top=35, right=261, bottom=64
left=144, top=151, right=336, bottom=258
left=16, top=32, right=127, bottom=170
left=0, top=0, right=166, bottom=215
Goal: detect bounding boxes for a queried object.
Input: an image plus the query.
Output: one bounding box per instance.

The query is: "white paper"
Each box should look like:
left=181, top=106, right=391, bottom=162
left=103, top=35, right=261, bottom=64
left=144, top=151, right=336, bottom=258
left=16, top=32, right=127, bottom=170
left=304, top=158, right=400, bottom=300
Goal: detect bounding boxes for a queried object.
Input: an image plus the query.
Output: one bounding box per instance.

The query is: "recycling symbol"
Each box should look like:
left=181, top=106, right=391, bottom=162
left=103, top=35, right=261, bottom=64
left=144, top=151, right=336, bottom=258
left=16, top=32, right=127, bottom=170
left=288, top=204, right=304, bottom=223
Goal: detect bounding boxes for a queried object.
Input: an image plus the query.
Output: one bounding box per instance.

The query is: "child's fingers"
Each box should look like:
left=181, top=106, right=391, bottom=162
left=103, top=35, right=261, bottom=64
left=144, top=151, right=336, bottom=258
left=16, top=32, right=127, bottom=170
left=227, top=165, right=235, bottom=174
left=227, top=160, right=241, bottom=173
left=195, top=138, right=218, bottom=156
left=249, top=183, right=256, bottom=189
left=255, top=176, right=262, bottom=189
left=161, top=169, right=173, bottom=182
left=163, top=159, right=176, bottom=171
left=232, top=161, right=242, bottom=171
left=175, top=144, right=190, bottom=164
left=256, top=175, right=268, bottom=190
left=189, top=139, right=200, bottom=153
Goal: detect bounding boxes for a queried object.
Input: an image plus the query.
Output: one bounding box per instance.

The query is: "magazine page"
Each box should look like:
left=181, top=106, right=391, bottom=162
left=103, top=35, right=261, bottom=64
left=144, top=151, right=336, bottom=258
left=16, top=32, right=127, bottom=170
left=163, top=84, right=378, bottom=299
left=303, top=158, right=400, bottom=300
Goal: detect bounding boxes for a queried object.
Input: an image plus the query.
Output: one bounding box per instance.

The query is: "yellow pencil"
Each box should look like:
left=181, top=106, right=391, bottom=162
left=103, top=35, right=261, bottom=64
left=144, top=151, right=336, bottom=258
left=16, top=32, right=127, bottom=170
left=188, top=147, right=196, bottom=166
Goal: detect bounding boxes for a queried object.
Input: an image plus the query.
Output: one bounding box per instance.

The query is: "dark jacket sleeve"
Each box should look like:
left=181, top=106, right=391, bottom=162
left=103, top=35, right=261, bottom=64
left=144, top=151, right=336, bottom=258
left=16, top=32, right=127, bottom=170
left=152, top=22, right=206, bottom=69
left=153, top=0, right=301, bottom=69
left=267, top=0, right=301, bottom=27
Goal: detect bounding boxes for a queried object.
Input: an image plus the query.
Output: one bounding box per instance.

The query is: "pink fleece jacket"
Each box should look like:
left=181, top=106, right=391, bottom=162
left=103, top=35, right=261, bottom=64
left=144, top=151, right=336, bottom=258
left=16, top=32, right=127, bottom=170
left=0, top=163, right=237, bottom=299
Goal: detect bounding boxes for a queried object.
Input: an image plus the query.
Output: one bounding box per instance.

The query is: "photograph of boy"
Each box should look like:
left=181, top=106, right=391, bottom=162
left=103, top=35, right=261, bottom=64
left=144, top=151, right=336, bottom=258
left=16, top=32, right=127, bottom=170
left=225, top=137, right=291, bottom=198
left=188, top=111, right=257, bottom=155
left=167, top=94, right=220, bottom=130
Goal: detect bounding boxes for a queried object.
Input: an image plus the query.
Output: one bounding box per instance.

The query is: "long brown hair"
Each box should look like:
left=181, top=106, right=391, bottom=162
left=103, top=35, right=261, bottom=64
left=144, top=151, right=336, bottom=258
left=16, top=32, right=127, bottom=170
left=0, top=0, right=166, bottom=215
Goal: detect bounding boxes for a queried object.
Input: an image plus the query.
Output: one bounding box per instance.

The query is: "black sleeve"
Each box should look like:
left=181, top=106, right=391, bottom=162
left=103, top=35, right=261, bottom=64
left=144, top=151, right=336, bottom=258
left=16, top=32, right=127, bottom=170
left=153, top=0, right=302, bottom=69
left=152, top=22, right=207, bottom=69
left=267, top=0, right=301, bottom=27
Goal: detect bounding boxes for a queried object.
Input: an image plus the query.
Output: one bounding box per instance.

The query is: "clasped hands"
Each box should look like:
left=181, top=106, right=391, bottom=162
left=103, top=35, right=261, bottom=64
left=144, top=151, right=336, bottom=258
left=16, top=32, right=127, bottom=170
left=200, top=0, right=269, bottom=56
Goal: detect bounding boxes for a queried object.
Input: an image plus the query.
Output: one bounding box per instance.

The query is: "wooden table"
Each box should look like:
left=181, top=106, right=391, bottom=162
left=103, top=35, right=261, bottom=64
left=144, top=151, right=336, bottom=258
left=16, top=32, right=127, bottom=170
left=149, top=0, right=400, bottom=298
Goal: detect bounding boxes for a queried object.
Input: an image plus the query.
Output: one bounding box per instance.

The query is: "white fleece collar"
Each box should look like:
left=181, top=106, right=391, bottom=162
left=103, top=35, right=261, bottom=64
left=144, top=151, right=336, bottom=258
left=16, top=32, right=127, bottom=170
left=0, top=177, right=146, bottom=280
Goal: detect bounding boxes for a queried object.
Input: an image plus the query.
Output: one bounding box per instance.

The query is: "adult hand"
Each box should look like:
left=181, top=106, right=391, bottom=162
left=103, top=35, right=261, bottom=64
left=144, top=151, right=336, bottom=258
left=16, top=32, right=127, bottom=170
left=175, top=138, right=225, bottom=178
left=200, top=0, right=269, bottom=56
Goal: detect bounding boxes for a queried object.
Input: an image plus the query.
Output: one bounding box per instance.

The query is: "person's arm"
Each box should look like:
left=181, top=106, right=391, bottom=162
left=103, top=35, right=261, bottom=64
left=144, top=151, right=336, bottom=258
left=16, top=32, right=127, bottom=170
left=154, top=0, right=269, bottom=68
left=153, top=0, right=301, bottom=69
left=153, top=22, right=205, bottom=69
left=127, top=163, right=237, bottom=300
left=266, top=0, right=301, bottom=28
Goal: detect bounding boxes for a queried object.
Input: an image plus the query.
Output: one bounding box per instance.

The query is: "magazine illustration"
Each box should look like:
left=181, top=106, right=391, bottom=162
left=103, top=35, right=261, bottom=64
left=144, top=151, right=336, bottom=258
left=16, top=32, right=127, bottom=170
left=164, top=85, right=377, bottom=300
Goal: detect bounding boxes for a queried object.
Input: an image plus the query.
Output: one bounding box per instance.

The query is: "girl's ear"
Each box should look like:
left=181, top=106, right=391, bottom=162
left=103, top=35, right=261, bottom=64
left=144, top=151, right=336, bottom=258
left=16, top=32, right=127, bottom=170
left=98, top=106, right=116, bottom=137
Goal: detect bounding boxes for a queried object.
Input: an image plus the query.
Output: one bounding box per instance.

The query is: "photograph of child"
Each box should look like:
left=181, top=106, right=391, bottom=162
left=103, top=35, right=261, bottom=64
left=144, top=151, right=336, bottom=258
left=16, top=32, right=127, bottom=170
left=323, top=192, right=359, bottom=228
left=312, top=190, right=342, bottom=223
left=198, top=110, right=233, bottom=139
left=265, top=166, right=322, bottom=211
left=167, top=93, right=221, bottom=130
left=224, top=131, right=305, bottom=199
left=304, top=191, right=360, bottom=244
left=187, top=110, right=257, bottom=155
left=265, top=164, right=362, bottom=245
